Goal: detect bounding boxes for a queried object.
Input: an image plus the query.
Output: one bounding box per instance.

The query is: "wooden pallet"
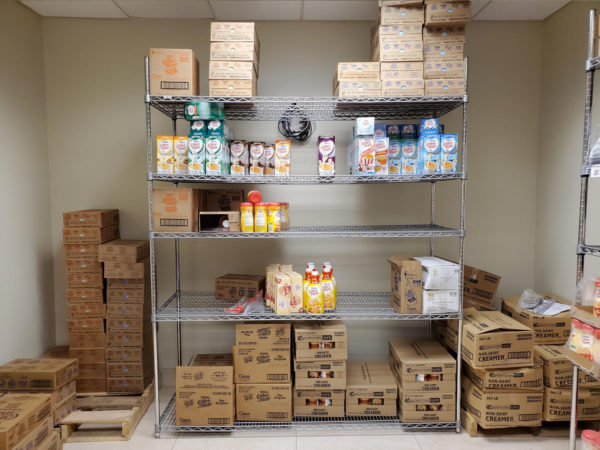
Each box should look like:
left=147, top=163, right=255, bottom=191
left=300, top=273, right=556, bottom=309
left=59, top=380, right=154, bottom=442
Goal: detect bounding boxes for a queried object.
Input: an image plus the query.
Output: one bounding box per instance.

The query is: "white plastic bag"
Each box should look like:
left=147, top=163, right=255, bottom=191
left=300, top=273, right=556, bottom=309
left=577, top=277, right=597, bottom=306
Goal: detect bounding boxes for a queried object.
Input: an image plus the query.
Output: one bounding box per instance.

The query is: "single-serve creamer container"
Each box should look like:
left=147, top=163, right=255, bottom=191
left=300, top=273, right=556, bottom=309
left=318, top=136, right=335, bottom=176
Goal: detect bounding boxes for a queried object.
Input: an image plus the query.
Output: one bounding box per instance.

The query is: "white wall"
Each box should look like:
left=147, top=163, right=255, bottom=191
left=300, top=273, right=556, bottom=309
left=0, top=0, right=54, bottom=362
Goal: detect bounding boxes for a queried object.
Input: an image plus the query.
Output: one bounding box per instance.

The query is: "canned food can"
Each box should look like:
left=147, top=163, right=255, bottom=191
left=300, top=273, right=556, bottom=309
left=267, top=203, right=281, bottom=232
left=254, top=202, right=268, bottom=232
left=240, top=202, right=254, bottom=233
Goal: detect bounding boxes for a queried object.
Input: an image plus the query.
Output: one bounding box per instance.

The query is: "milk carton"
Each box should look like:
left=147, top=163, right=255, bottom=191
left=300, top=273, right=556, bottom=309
left=275, top=140, right=292, bottom=176
left=249, top=142, right=265, bottom=175
left=188, top=136, right=205, bottom=175
left=389, top=140, right=401, bottom=174
left=401, top=139, right=418, bottom=175
left=205, top=137, right=229, bottom=175
left=419, top=135, right=441, bottom=174
left=318, top=136, right=336, bottom=176
left=230, top=140, right=248, bottom=175
left=356, top=136, right=376, bottom=174
left=173, top=136, right=189, bottom=174
left=440, top=134, right=458, bottom=174
left=264, top=144, right=275, bottom=175
left=374, top=137, right=390, bottom=175
left=420, top=119, right=439, bottom=136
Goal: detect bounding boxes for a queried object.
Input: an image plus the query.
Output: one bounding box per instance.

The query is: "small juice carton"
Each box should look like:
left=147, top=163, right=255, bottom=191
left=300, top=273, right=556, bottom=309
left=386, top=124, right=400, bottom=140
left=318, top=136, right=336, bottom=176
left=206, top=119, right=225, bottom=137
left=400, top=124, right=419, bottom=139
left=205, top=137, right=229, bottom=175
left=374, top=124, right=387, bottom=139
left=249, top=142, right=265, bottom=175
left=356, top=136, right=376, bottom=174
left=156, top=136, right=174, bottom=174
left=189, top=120, right=206, bottom=137
left=440, top=134, right=458, bottom=174
left=388, top=139, right=401, bottom=174
left=401, top=139, right=418, bottom=174
left=374, top=137, right=390, bottom=175
left=264, top=144, right=275, bottom=175
left=230, top=140, right=248, bottom=175
left=274, top=272, right=291, bottom=315
left=173, top=136, right=189, bottom=174
left=419, top=134, right=441, bottom=174
left=275, top=139, right=292, bottom=176
left=420, top=118, right=439, bottom=136
left=188, top=136, right=205, bottom=175
left=355, top=117, right=375, bottom=136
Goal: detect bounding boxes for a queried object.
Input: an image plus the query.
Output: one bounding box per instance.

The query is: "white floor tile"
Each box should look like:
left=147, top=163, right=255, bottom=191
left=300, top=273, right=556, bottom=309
left=297, top=434, right=420, bottom=450
left=204, top=435, right=296, bottom=450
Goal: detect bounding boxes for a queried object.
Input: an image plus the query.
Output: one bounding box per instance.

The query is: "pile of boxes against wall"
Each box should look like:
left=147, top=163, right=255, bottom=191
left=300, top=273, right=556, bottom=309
left=334, top=0, right=470, bottom=98
left=63, top=209, right=119, bottom=393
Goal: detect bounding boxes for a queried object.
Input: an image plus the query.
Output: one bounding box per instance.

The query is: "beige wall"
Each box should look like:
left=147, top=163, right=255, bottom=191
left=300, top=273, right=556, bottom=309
left=0, top=0, right=54, bottom=362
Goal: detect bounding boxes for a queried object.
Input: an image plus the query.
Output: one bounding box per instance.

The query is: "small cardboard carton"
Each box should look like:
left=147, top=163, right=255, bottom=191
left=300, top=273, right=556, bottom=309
left=64, top=244, right=100, bottom=258
left=461, top=309, right=534, bottom=369
left=11, top=415, right=53, bottom=450
left=334, top=80, right=381, bottom=98
left=236, top=383, right=292, bottom=422
left=415, top=256, right=460, bottom=290
left=423, top=42, right=464, bottom=62
left=152, top=188, right=200, bottom=233
left=53, top=394, right=76, bottom=426
left=398, top=390, right=455, bottom=422
left=67, top=318, right=105, bottom=334
left=293, top=322, right=348, bottom=361
left=107, top=333, right=144, bottom=348
left=346, top=361, right=397, bottom=416
left=294, top=360, right=346, bottom=389
left=103, top=260, right=149, bottom=279
left=107, top=377, right=146, bottom=394
left=37, top=430, right=60, bottom=450
left=209, top=79, right=257, bottom=97
left=105, top=347, right=145, bottom=363
left=463, top=265, right=501, bottom=305
left=68, top=333, right=107, bottom=348
left=98, top=240, right=149, bottom=264
left=64, top=256, right=103, bottom=275
left=381, top=79, right=425, bottom=97
left=66, top=288, right=104, bottom=303
left=379, top=5, right=425, bottom=25
left=209, top=61, right=257, bottom=80
left=233, top=346, right=291, bottom=383
left=62, top=224, right=120, bottom=245
left=423, top=25, right=466, bottom=44
left=76, top=378, right=107, bottom=393
left=543, top=386, right=600, bottom=421
left=78, top=364, right=107, bottom=379
left=425, top=78, right=466, bottom=96
left=3, top=380, right=76, bottom=412
left=388, top=339, right=456, bottom=393
left=502, top=294, right=571, bottom=345
left=176, top=354, right=233, bottom=389
left=69, top=348, right=106, bottom=365
left=210, top=22, right=259, bottom=43
left=67, top=302, right=106, bottom=319
left=0, top=393, right=52, bottom=449
left=461, top=375, right=543, bottom=429
left=63, top=209, right=119, bottom=228
left=388, top=255, right=422, bottom=314
left=424, top=58, right=465, bottom=80
left=66, top=272, right=104, bottom=289
left=107, top=363, right=145, bottom=378
left=149, top=48, right=198, bottom=96
left=422, top=289, right=460, bottom=314
left=106, top=318, right=144, bottom=334
left=215, top=274, right=265, bottom=301
left=534, top=345, right=600, bottom=388
left=463, top=364, right=543, bottom=392
left=210, top=42, right=258, bottom=63
left=294, top=389, right=345, bottom=417
left=0, top=359, right=78, bottom=391
left=106, top=303, right=145, bottom=319
left=201, top=189, right=245, bottom=212
left=373, top=40, right=423, bottom=62
left=337, top=62, right=381, bottom=81
left=235, top=323, right=291, bottom=347
left=425, top=1, right=471, bottom=27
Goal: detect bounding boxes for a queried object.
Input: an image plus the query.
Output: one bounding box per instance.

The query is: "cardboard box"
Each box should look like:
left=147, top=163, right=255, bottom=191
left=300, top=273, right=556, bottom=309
left=236, top=383, right=292, bottom=421
left=461, top=376, right=542, bottom=429
left=0, top=393, right=52, bottom=449
left=210, top=42, right=258, bottom=63
left=376, top=24, right=422, bottom=38
left=106, top=318, right=144, bottom=334
left=66, top=272, right=103, bottom=289
left=463, top=265, right=501, bottom=305
left=37, top=430, right=61, bottom=450
left=63, top=224, right=120, bottom=245
left=294, top=360, right=346, bottom=389
left=107, top=333, right=144, bottom=347
left=235, top=323, right=291, bottom=347
left=215, top=274, right=265, bottom=301
left=4, top=379, right=76, bottom=411
left=388, top=255, right=422, bottom=314
left=422, top=289, right=460, bottom=313
left=0, top=359, right=78, bottom=391
left=78, top=364, right=107, bottom=379
left=425, top=1, right=471, bottom=26
left=104, top=260, right=149, bottom=279
left=415, top=256, right=460, bottom=290
left=67, top=302, right=106, bottom=319
left=210, top=22, right=258, bottom=43
left=337, top=62, right=381, bottom=81
left=424, top=59, right=465, bottom=79
left=502, top=294, right=571, bottom=345
left=105, top=347, right=145, bottom=363
left=382, top=79, right=425, bottom=97
left=233, top=346, right=291, bottom=383
left=66, top=288, right=104, bottom=303
left=293, top=389, right=345, bottom=417
left=53, top=394, right=76, bottom=426
left=346, top=361, right=397, bottom=416
left=176, top=387, right=235, bottom=426
left=76, top=378, right=106, bottom=393
left=398, top=390, right=455, bottom=422
left=153, top=188, right=200, bottom=233
left=107, top=303, right=145, bottom=319
left=380, top=5, right=425, bottom=25
left=423, top=25, right=466, bottom=44
left=423, top=42, right=464, bottom=61
left=69, top=332, right=107, bottom=348
left=149, top=48, right=198, bottom=96
left=463, top=296, right=495, bottom=311
left=106, top=363, right=145, bottom=378
left=543, top=387, right=600, bottom=421
left=107, top=377, right=145, bottom=394
left=201, top=189, right=245, bottom=212
left=209, top=60, right=257, bottom=80
left=373, top=40, right=423, bottom=62
left=176, top=354, right=233, bottom=389
left=209, top=79, right=257, bottom=97
left=425, top=78, right=466, bottom=96
left=294, top=321, right=348, bottom=361
left=107, top=285, right=147, bottom=301
left=534, top=345, right=600, bottom=388
left=388, top=339, right=456, bottom=393
left=63, top=209, right=119, bottom=228
left=64, top=244, right=100, bottom=258
left=64, top=256, right=103, bottom=274
left=379, top=0, right=424, bottom=5
left=69, top=348, right=106, bottom=365
left=98, top=240, right=149, bottom=263
left=334, top=80, right=381, bottom=98
left=463, top=364, right=543, bottom=392
left=381, top=68, right=424, bottom=81
left=11, top=415, right=53, bottom=450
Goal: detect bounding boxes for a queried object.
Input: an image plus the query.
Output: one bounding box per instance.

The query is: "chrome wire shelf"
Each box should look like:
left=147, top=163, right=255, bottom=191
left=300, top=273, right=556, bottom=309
left=149, top=173, right=465, bottom=184
left=159, top=396, right=458, bottom=432
left=148, top=95, right=466, bottom=121
left=578, top=243, right=600, bottom=256
left=587, top=56, right=600, bottom=71
left=152, top=224, right=463, bottom=239
left=154, top=291, right=461, bottom=322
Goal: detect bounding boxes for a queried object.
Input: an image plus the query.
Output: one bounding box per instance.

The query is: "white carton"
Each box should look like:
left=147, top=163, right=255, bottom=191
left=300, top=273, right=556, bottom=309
left=415, top=256, right=460, bottom=290
left=355, top=117, right=375, bottom=136
left=422, top=289, right=460, bottom=313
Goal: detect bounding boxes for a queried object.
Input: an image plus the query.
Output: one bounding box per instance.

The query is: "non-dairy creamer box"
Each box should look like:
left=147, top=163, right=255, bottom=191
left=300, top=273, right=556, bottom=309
left=377, top=24, right=422, bottom=37
left=419, top=135, right=441, bottom=174
left=386, top=124, right=400, bottom=140
left=381, top=61, right=424, bottom=81
left=356, top=136, right=376, bottom=174
left=190, top=120, right=205, bottom=136
left=206, top=120, right=225, bottom=137
left=401, top=124, right=419, bottom=139
left=208, top=60, right=256, bottom=80
left=382, top=79, right=424, bottom=97
left=174, top=136, right=189, bottom=174
left=156, top=136, right=174, bottom=174
left=275, top=140, right=291, bottom=176
left=335, top=81, right=381, bottom=98
left=230, top=140, right=248, bottom=175
left=440, top=134, right=458, bottom=174
left=337, top=62, right=380, bottom=81
left=423, top=26, right=466, bottom=44
left=205, top=137, right=229, bottom=175
left=389, top=140, right=401, bottom=174
left=374, top=137, right=389, bottom=175
left=210, top=42, right=258, bottom=63
left=249, top=142, right=265, bottom=175
left=420, top=118, right=439, bottom=136
left=374, top=124, right=387, bottom=139
left=356, top=117, right=375, bottom=136
left=401, top=139, right=418, bottom=175
left=423, top=42, right=464, bottom=61
left=425, top=78, right=466, bottom=96
left=318, top=136, right=335, bottom=176
left=424, top=59, right=465, bottom=79
left=210, top=22, right=258, bottom=43
left=188, top=136, right=205, bottom=175
left=264, top=144, right=275, bottom=175
left=374, top=40, right=423, bottom=62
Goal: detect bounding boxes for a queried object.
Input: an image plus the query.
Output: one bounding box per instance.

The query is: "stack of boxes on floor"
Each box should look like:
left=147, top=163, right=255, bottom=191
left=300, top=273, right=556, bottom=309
left=293, top=322, right=348, bottom=418
left=63, top=209, right=120, bottom=393
left=209, top=22, right=259, bottom=97
left=462, top=265, right=501, bottom=311
left=99, top=240, right=153, bottom=394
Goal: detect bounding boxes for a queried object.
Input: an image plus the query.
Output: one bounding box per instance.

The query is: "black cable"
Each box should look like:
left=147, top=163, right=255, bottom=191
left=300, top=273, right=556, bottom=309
left=278, top=106, right=314, bottom=142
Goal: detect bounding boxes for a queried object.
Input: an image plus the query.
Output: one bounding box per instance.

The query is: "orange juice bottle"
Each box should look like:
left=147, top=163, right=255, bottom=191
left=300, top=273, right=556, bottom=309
left=321, top=267, right=336, bottom=311
left=305, top=270, right=324, bottom=314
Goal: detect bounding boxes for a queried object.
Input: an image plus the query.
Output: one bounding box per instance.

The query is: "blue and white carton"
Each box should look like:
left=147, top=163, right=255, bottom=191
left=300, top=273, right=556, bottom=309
left=419, top=134, right=441, bottom=174
left=440, top=134, right=458, bottom=174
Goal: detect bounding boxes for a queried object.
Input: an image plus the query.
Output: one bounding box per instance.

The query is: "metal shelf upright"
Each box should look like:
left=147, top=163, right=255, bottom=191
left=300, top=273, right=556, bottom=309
left=144, top=56, right=468, bottom=436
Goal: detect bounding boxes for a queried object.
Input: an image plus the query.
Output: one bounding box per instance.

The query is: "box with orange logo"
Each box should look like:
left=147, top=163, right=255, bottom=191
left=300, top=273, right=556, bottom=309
left=152, top=188, right=200, bottom=232
left=149, top=48, right=198, bottom=96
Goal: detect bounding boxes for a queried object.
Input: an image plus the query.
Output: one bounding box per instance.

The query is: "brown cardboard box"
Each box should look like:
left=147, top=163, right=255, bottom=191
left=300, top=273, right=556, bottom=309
left=463, top=296, right=495, bottom=311
left=66, top=272, right=103, bottom=289
left=107, top=363, right=145, bottom=378
left=209, top=61, right=257, bottom=80
left=294, top=360, right=346, bottom=389
left=153, top=188, right=200, bottom=233
left=0, top=359, right=78, bottom=391
left=210, top=22, right=259, bottom=42
left=69, top=348, right=105, bottom=365
left=107, top=333, right=144, bottom=347
left=76, top=378, right=106, bottom=393
left=11, top=415, right=53, bottom=450
left=502, top=294, right=571, bottom=345
left=176, top=354, right=233, bottom=389
left=69, top=333, right=107, bottom=348
left=233, top=346, right=291, bottom=383
left=334, top=80, right=381, bottom=98
left=64, top=244, right=100, bottom=258
left=149, top=48, right=198, bottom=96
left=294, top=321, right=348, bottom=361
left=388, top=256, right=422, bottom=314
left=534, top=345, right=600, bottom=388
left=461, top=376, right=543, bottom=428
left=104, top=260, right=149, bottom=279
left=53, top=394, right=76, bottom=426
left=198, top=211, right=241, bottom=232
left=67, top=302, right=106, bottom=319
left=176, top=388, right=235, bottom=426
left=380, top=5, right=425, bottom=25
left=373, top=40, right=424, bottom=62
left=424, top=78, right=466, bottom=96
left=107, top=278, right=146, bottom=288
left=64, top=257, right=103, bottom=274
left=5, top=380, right=76, bottom=410
left=346, top=361, right=397, bottom=416
left=37, top=430, right=61, bottom=450
left=107, top=377, right=145, bottom=394
left=425, top=1, right=471, bottom=26
left=0, top=393, right=52, bottom=449
left=106, top=318, right=144, bottom=334
left=105, top=347, right=145, bottom=363
left=423, top=25, right=466, bottom=44
left=543, top=387, right=600, bottom=421
left=209, top=79, right=257, bottom=97
left=376, top=24, right=422, bottom=39
left=66, top=288, right=104, bottom=303
left=236, top=383, right=292, bottom=422
left=98, top=240, right=149, bottom=263
left=293, top=389, right=345, bottom=417
left=63, top=209, right=119, bottom=228
left=337, top=62, right=381, bottom=81
left=201, top=189, right=245, bottom=212
left=210, top=42, right=258, bottom=63
left=62, top=224, right=120, bottom=245
left=235, top=323, right=291, bottom=347
left=463, top=265, right=501, bottom=305
left=424, top=59, right=465, bottom=79
left=107, top=303, right=145, bottom=318
left=388, top=339, right=456, bottom=393
left=107, top=286, right=147, bottom=302
left=423, top=42, right=464, bottom=61
left=78, top=364, right=107, bottom=379
left=398, top=390, right=455, bottom=422
left=381, top=68, right=424, bottom=81
left=461, top=309, right=534, bottom=369
left=216, top=274, right=265, bottom=301
left=382, top=79, right=425, bottom=97
left=463, top=364, right=543, bottom=392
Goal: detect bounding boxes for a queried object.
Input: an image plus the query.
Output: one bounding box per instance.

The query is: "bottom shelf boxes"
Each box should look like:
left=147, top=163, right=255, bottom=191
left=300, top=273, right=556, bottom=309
left=294, top=389, right=345, bottom=418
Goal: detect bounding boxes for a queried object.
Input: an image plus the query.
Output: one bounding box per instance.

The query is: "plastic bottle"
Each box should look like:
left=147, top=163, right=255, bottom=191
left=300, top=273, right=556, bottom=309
left=305, top=270, right=324, bottom=314
left=324, top=262, right=337, bottom=290
left=303, top=263, right=315, bottom=306
left=569, top=318, right=583, bottom=353
left=321, top=266, right=336, bottom=311
left=594, top=277, right=600, bottom=317
left=581, top=322, right=595, bottom=360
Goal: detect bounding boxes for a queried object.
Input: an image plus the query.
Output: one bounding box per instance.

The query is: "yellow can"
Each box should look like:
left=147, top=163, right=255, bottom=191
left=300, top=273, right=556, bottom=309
left=240, top=202, right=254, bottom=232
left=267, top=203, right=281, bottom=232
left=254, top=202, right=268, bottom=232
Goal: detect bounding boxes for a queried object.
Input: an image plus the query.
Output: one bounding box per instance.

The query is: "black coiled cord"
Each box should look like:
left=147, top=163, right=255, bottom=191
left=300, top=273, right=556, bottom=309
left=278, top=107, right=314, bottom=142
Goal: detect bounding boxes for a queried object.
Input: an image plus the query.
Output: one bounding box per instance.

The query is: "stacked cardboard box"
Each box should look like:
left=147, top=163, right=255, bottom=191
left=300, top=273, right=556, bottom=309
left=176, top=354, right=235, bottom=426
left=63, top=209, right=119, bottom=393
left=0, top=358, right=78, bottom=426
left=334, top=62, right=381, bottom=98
left=99, top=240, right=152, bottom=394
left=463, top=265, right=501, bottom=311
left=346, top=361, right=397, bottom=416
left=149, top=48, right=199, bottom=96
left=389, top=339, right=456, bottom=422
left=209, top=22, right=259, bottom=97
left=293, top=321, right=348, bottom=418
left=233, top=323, right=292, bottom=421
